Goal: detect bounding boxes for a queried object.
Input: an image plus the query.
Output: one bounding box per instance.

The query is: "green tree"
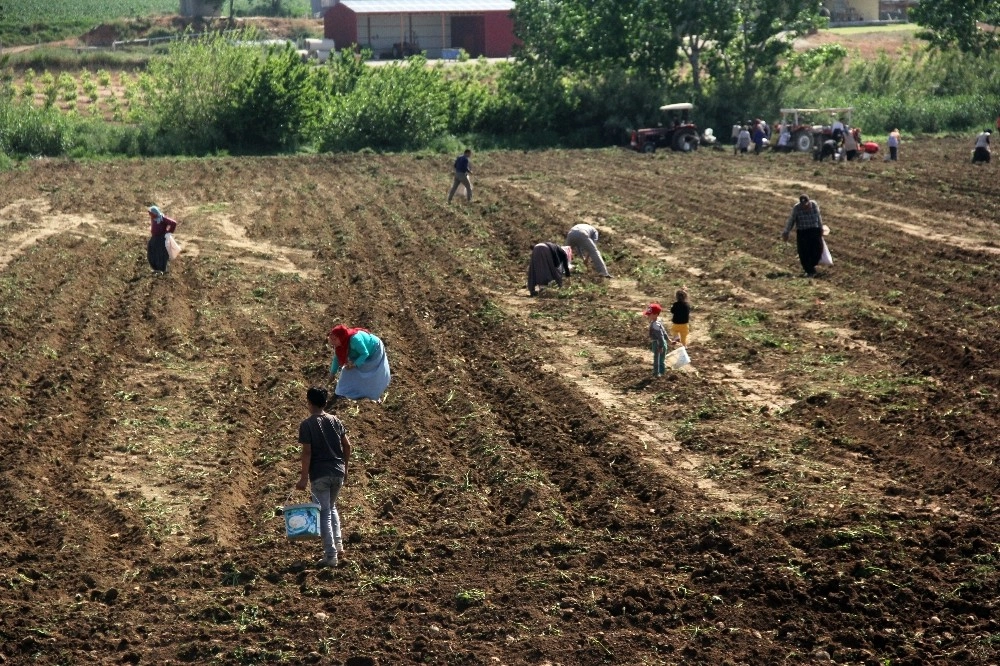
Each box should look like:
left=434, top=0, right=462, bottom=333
left=670, top=0, right=738, bottom=97
left=911, top=0, right=1000, bottom=54
left=708, top=0, right=820, bottom=88
left=513, top=0, right=682, bottom=78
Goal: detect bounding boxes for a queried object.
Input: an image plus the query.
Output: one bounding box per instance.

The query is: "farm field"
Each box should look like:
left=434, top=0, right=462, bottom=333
left=1, top=140, right=999, bottom=665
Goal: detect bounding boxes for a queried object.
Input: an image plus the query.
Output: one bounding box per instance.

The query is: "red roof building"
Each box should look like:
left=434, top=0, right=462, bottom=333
left=323, top=0, right=517, bottom=59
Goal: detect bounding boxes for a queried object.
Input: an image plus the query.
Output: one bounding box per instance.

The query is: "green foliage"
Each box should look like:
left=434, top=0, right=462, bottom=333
left=318, top=56, right=451, bottom=152
left=911, top=0, right=1000, bottom=54
left=137, top=30, right=324, bottom=154
left=782, top=46, right=1000, bottom=133
left=0, top=99, right=71, bottom=156
left=514, top=0, right=682, bottom=78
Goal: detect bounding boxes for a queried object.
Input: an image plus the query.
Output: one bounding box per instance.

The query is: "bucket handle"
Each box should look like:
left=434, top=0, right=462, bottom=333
left=284, top=489, right=320, bottom=506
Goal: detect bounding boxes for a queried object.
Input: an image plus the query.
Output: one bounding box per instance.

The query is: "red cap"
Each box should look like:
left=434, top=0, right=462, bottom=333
left=643, top=303, right=662, bottom=316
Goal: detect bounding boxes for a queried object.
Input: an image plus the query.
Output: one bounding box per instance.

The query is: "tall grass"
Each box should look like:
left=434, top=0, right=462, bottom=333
left=782, top=47, right=1000, bottom=133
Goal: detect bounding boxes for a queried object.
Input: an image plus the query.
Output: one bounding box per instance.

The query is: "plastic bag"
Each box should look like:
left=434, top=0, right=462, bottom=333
left=165, top=233, right=182, bottom=260
left=818, top=239, right=833, bottom=267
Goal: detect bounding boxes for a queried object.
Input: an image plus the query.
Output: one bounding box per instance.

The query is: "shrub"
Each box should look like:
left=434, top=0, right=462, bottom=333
left=319, top=55, right=450, bottom=152
left=0, top=100, right=72, bottom=156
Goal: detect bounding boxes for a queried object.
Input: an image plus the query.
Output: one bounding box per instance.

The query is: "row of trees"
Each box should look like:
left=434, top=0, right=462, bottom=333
left=2, top=3, right=1000, bottom=159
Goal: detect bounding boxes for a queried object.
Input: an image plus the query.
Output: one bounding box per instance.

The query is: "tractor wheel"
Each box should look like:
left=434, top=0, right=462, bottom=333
left=642, top=142, right=656, bottom=154
left=794, top=131, right=814, bottom=152
left=673, top=130, right=699, bottom=152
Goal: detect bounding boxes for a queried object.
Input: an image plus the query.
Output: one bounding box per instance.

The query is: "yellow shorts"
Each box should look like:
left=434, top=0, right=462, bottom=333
left=670, top=323, right=689, bottom=346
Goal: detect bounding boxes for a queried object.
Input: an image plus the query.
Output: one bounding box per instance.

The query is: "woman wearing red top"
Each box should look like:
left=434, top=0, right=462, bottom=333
left=147, top=205, right=177, bottom=274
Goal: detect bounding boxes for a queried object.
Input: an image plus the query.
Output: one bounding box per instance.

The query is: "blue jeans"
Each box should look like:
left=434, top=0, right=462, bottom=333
left=311, top=475, right=344, bottom=560
left=651, top=343, right=666, bottom=376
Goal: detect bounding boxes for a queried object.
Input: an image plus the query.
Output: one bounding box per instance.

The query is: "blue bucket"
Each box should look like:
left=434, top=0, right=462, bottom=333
left=283, top=502, right=321, bottom=540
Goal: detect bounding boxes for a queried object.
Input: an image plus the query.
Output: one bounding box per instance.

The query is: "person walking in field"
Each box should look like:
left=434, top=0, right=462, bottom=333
left=782, top=194, right=825, bottom=278
left=527, top=242, right=572, bottom=297
left=565, top=222, right=612, bottom=278
left=972, top=129, right=991, bottom=164
left=327, top=324, right=392, bottom=403
left=669, top=288, right=691, bottom=347
left=643, top=303, right=670, bottom=377
left=447, top=149, right=473, bottom=203
left=295, top=386, right=352, bottom=568
left=146, top=205, right=177, bottom=275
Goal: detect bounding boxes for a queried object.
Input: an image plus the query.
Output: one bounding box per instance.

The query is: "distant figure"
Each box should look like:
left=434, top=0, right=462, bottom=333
left=731, top=123, right=742, bottom=154
left=753, top=124, right=767, bottom=154
left=447, top=149, right=473, bottom=203
left=972, top=129, right=991, bottom=164
left=527, top=242, right=571, bottom=297
left=146, top=205, right=178, bottom=275
left=842, top=128, right=860, bottom=161
left=669, top=288, right=691, bottom=347
left=831, top=117, right=845, bottom=143
left=781, top=194, right=825, bottom=278
left=643, top=303, right=670, bottom=377
left=565, top=223, right=612, bottom=278
left=775, top=127, right=792, bottom=152
left=814, top=139, right=838, bottom=162
left=736, top=126, right=752, bottom=154
left=887, top=129, right=901, bottom=161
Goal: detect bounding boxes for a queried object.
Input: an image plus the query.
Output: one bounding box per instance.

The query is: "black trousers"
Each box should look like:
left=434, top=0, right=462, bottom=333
left=796, top=228, right=824, bottom=275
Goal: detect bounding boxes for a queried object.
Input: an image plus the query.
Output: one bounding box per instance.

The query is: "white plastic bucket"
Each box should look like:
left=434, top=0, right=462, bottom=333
left=664, top=346, right=691, bottom=370
left=283, top=502, right=321, bottom=540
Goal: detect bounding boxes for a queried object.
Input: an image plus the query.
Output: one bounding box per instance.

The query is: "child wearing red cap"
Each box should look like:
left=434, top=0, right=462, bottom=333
left=643, top=303, right=670, bottom=376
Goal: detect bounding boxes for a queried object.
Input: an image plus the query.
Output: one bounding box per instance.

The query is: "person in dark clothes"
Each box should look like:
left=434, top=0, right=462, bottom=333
left=781, top=195, right=825, bottom=278
left=669, top=287, right=691, bottom=347
left=527, top=242, right=572, bottom=297
left=146, top=205, right=178, bottom=275
left=447, top=149, right=473, bottom=203
left=813, top=139, right=838, bottom=162
left=295, top=386, right=352, bottom=568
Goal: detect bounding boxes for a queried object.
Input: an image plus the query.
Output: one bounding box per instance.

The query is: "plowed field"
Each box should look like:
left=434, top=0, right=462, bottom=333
left=1, top=139, right=998, bottom=666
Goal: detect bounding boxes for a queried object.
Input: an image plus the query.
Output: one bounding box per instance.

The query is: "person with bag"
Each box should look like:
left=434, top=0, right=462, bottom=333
left=147, top=205, right=178, bottom=275
left=295, top=386, right=352, bottom=568
left=643, top=303, right=671, bottom=377
left=327, top=324, right=392, bottom=402
left=782, top=194, right=826, bottom=278
left=447, top=148, right=473, bottom=203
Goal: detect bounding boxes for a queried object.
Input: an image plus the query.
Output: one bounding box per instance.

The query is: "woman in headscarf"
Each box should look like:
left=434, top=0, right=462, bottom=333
left=327, top=325, right=391, bottom=402
left=527, top=242, right=572, bottom=297
left=147, top=205, right=178, bottom=274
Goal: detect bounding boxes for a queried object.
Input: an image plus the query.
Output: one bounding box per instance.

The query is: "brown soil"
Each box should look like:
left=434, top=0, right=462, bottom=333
left=1, top=139, right=999, bottom=665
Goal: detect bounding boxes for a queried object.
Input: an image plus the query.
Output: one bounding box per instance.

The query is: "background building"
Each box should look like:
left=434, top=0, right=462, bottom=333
left=323, top=0, right=516, bottom=59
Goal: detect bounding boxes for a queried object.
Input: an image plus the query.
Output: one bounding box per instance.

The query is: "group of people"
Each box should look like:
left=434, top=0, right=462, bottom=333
left=732, top=118, right=771, bottom=155
left=144, top=203, right=389, bottom=569
left=527, top=222, right=613, bottom=296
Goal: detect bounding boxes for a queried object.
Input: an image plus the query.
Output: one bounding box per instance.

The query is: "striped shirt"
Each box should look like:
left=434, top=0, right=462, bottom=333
left=784, top=201, right=822, bottom=234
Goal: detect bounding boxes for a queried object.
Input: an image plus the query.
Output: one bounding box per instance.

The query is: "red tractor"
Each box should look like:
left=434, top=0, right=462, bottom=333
left=779, top=107, right=854, bottom=153
left=630, top=103, right=701, bottom=153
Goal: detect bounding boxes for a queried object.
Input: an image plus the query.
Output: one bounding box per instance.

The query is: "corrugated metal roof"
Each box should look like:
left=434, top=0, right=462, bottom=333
left=338, top=0, right=514, bottom=13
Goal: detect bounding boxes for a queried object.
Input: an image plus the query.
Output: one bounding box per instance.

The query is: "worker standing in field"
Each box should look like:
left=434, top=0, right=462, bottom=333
left=781, top=194, right=825, bottom=278
left=887, top=128, right=901, bottom=161
left=146, top=205, right=177, bottom=275
left=447, top=148, right=473, bottom=204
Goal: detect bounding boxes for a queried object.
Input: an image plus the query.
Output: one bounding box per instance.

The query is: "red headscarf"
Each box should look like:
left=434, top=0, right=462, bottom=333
left=328, top=324, right=368, bottom=365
